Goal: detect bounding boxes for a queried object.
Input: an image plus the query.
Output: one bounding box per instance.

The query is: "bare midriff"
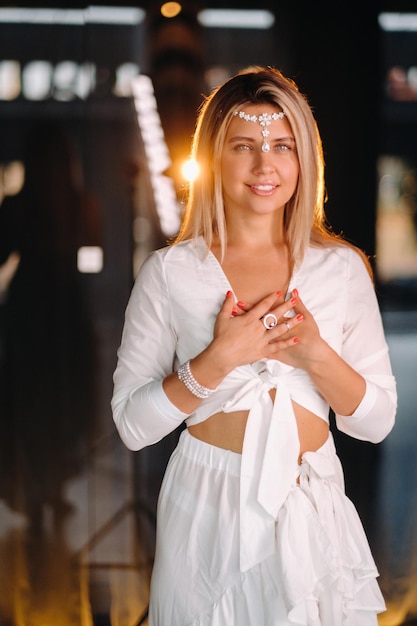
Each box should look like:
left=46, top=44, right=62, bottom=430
left=188, top=390, right=329, bottom=460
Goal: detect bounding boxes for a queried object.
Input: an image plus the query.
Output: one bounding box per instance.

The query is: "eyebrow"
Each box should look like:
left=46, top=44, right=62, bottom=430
left=227, top=135, right=296, bottom=143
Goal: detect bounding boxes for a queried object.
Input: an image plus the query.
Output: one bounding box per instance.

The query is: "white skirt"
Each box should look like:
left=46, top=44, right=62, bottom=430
left=148, top=429, right=385, bottom=626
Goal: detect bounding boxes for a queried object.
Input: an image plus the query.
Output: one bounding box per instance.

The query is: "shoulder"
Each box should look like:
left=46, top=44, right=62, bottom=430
left=135, top=238, right=207, bottom=291
left=294, top=244, right=374, bottom=310
left=303, top=242, right=371, bottom=278
left=142, top=237, right=205, bottom=268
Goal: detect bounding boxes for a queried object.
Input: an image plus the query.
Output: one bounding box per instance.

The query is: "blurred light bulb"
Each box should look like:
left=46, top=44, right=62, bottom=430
left=161, top=2, right=182, bottom=19
left=181, top=158, right=200, bottom=182
left=4, top=161, right=25, bottom=196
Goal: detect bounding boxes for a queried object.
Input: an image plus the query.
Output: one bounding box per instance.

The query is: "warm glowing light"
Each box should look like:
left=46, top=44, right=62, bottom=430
left=161, top=2, right=182, bottom=19
left=181, top=158, right=200, bottom=182
left=0, top=61, right=21, bottom=100
left=0, top=252, right=20, bottom=298
left=4, top=161, right=25, bottom=196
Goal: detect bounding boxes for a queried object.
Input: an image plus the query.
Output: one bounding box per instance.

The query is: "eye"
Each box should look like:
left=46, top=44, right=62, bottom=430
left=234, top=143, right=252, bottom=152
left=274, top=143, right=292, bottom=152
left=272, top=139, right=296, bottom=152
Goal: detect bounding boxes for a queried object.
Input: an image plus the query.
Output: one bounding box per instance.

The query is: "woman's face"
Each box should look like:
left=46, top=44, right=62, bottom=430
left=220, top=103, right=299, bottom=222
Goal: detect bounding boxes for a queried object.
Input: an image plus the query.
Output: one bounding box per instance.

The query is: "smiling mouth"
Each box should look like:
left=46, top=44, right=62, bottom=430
left=250, top=184, right=277, bottom=191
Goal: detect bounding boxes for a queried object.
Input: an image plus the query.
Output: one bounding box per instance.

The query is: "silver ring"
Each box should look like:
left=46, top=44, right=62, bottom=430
left=262, top=313, right=278, bottom=330
left=285, top=321, right=291, bottom=331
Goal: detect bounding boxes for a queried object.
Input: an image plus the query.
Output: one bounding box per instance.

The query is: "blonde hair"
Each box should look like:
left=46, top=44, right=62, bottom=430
left=175, top=66, right=371, bottom=273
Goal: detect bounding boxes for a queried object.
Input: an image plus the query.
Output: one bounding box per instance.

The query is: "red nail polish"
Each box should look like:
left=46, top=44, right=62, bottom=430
left=231, top=308, right=238, bottom=316
left=293, top=337, right=300, bottom=343
left=237, top=301, right=245, bottom=308
left=226, top=290, right=233, bottom=297
left=296, top=314, right=304, bottom=321
left=292, top=288, right=299, bottom=297
left=290, top=297, right=297, bottom=305
left=276, top=290, right=282, bottom=297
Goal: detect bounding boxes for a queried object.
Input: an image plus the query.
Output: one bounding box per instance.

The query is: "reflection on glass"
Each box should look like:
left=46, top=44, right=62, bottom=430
left=376, top=156, right=417, bottom=282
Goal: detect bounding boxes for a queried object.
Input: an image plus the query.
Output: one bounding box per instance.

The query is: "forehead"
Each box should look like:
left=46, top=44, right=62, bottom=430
left=227, top=103, right=292, bottom=136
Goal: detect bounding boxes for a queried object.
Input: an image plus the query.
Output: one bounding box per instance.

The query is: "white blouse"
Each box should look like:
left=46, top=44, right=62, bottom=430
left=112, top=236, right=397, bottom=571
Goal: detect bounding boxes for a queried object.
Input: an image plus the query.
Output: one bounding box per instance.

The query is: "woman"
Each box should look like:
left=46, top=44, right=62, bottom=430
left=112, top=66, right=397, bottom=625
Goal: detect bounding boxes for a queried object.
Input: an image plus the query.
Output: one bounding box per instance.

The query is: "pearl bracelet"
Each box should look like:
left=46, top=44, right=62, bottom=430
left=177, top=360, right=217, bottom=399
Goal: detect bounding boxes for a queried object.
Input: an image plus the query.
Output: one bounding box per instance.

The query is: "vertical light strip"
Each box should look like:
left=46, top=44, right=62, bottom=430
left=132, top=75, right=180, bottom=237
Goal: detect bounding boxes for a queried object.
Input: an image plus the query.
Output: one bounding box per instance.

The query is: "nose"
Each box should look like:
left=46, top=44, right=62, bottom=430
left=252, top=149, right=276, bottom=174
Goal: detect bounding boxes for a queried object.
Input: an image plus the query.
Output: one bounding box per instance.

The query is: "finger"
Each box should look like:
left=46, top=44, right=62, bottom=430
left=260, top=299, right=299, bottom=332
left=248, top=290, right=283, bottom=321
left=281, top=313, right=304, bottom=333
left=220, top=290, right=236, bottom=317
left=236, top=299, right=251, bottom=312
left=267, top=312, right=304, bottom=342
left=265, top=333, right=301, bottom=360
left=269, top=295, right=298, bottom=323
left=290, top=288, right=306, bottom=314
left=230, top=299, right=248, bottom=317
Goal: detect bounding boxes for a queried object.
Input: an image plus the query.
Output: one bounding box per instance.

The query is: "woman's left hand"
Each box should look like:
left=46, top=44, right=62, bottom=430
left=270, top=288, right=330, bottom=371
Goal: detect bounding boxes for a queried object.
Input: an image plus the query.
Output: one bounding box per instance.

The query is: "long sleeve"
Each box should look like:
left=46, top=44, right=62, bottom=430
left=111, top=250, right=188, bottom=451
left=334, top=248, right=397, bottom=443
left=112, top=242, right=397, bottom=453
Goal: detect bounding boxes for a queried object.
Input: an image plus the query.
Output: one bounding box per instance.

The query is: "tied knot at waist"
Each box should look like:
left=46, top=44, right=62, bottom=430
left=223, top=362, right=300, bottom=520
left=220, top=362, right=300, bottom=572
left=214, top=360, right=333, bottom=573
left=300, top=448, right=337, bottom=480
left=221, top=360, right=294, bottom=413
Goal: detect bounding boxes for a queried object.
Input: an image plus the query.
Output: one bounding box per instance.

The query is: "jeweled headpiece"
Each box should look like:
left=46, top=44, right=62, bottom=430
left=233, top=110, right=286, bottom=153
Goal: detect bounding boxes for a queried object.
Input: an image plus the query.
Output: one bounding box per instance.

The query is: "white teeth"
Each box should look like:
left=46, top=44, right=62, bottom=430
left=252, top=185, right=275, bottom=191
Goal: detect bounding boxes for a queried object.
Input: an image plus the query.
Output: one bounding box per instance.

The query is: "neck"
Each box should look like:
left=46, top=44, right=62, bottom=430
left=225, top=214, right=286, bottom=251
